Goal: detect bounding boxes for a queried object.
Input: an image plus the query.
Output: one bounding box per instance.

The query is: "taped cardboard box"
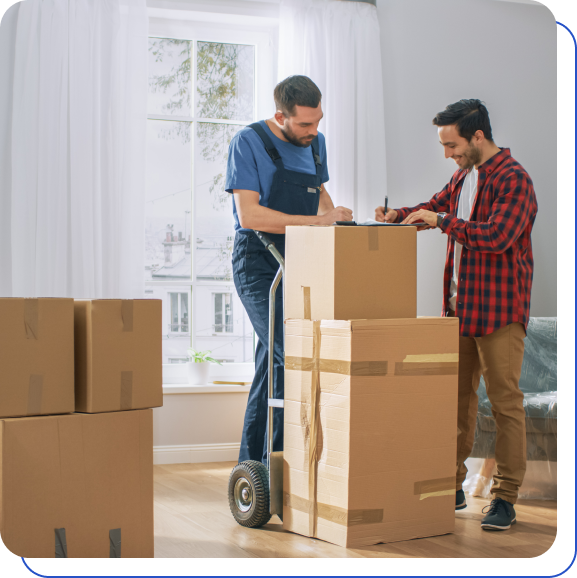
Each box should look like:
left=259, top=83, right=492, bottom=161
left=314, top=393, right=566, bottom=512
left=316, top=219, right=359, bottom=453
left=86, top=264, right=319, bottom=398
left=285, top=226, right=417, bottom=321
left=283, top=318, right=459, bottom=548
left=0, top=298, right=74, bottom=419
left=0, top=409, right=154, bottom=558
left=74, top=299, right=163, bottom=413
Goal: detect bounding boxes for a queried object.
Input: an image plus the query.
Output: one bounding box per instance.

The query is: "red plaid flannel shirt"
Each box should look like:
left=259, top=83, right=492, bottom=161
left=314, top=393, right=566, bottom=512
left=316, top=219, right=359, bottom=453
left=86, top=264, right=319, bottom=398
left=395, top=148, right=537, bottom=337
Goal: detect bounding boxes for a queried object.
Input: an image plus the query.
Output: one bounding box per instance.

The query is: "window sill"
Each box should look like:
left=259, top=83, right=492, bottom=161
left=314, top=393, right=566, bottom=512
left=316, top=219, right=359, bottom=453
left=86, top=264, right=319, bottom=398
left=163, top=361, right=255, bottom=384
left=162, top=383, right=252, bottom=395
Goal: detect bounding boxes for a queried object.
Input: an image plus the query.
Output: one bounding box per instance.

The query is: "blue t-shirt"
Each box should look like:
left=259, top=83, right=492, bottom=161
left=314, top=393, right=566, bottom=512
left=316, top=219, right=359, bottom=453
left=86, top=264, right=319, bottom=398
left=225, top=120, right=330, bottom=232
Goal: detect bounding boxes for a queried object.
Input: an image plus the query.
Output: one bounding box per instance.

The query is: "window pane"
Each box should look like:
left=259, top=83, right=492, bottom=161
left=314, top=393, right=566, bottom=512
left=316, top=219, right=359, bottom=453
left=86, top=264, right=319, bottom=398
left=180, top=293, right=189, bottom=333
left=194, top=122, right=254, bottom=362
left=214, top=294, right=223, bottom=332
left=196, top=42, right=255, bottom=121
left=145, top=120, right=191, bottom=283
left=170, top=293, right=179, bottom=332
left=145, top=119, right=192, bottom=363
left=148, top=38, right=191, bottom=116
left=225, top=294, right=233, bottom=333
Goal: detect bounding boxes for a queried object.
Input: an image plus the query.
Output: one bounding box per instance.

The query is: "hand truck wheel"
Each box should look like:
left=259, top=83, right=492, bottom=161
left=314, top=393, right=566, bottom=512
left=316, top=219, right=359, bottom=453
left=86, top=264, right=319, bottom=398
left=228, top=460, right=272, bottom=528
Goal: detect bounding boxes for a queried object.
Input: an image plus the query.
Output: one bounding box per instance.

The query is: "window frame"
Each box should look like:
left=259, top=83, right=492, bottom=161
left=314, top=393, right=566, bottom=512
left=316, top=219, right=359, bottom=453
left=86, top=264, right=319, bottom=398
left=147, top=11, right=277, bottom=383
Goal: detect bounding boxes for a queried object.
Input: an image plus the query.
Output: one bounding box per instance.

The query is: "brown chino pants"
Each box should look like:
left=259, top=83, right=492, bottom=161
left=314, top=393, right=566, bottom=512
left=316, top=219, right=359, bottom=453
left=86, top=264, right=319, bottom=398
left=448, top=310, right=527, bottom=504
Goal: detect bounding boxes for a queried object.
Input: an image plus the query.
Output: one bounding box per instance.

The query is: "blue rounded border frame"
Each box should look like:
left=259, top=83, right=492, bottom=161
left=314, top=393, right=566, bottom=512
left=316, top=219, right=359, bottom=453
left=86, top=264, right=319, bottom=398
left=23, top=22, right=577, bottom=578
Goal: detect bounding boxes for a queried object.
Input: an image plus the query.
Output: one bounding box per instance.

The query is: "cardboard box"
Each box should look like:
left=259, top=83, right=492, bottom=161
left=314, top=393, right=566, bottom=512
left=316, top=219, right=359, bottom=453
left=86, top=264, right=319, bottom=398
left=0, top=298, right=74, bottom=419
left=285, top=226, right=417, bottom=321
left=283, top=317, right=459, bottom=548
left=0, top=409, right=154, bottom=558
left=74, top=299, right=163, bottom=413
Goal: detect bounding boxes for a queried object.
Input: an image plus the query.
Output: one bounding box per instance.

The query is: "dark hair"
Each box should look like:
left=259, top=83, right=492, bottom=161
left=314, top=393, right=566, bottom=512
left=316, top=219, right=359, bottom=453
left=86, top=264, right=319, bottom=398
left=274, top=75, right=322, bottom=117
left=432, top=99, right=493, bottom=142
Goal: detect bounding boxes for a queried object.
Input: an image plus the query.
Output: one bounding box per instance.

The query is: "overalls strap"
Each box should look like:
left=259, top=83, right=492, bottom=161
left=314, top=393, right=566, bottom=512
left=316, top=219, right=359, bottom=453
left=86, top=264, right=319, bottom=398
left=310, top=136, right=323, bottom=178
left=249, top=122, right=284, bottom=168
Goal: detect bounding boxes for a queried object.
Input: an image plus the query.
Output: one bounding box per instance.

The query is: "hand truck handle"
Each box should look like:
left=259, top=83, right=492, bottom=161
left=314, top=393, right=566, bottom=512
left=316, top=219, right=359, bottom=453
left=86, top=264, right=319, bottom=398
left=254, top=230, right=285, bottom=272
left=255, top=230, right=274, bottom=250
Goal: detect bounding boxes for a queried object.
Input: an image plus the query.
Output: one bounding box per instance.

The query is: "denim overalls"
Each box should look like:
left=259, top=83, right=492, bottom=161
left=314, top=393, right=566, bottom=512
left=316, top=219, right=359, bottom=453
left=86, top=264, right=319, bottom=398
left=232, top=122, right=323, bottom=464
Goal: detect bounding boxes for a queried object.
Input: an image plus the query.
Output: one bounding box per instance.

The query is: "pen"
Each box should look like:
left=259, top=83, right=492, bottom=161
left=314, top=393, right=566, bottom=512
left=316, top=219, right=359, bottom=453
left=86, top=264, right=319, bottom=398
left=384, top=196, right=388, bottom=220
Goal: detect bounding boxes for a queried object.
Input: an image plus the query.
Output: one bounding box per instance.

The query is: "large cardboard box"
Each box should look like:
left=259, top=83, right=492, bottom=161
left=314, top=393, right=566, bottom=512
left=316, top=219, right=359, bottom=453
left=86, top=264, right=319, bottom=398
left=74, top=299, right=163, bottom=413
left=283, top=317, right=459, bottom=548
left=0, top=298, right=74, bottom=419
left=0, top=409, right=154, bottom=558
left=285, top=226, right=417, bottom=321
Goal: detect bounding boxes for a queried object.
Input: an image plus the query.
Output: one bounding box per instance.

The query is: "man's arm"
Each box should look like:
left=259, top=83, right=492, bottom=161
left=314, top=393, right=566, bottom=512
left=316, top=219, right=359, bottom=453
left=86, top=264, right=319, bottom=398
left=375, top=181, right=454, bottom=224
left=400, top=172, right=537, bottom=251
left=318, top=183, right=334, bottom=215
left=439, top=172, right=537, bottom=253
left=233, top=189, right=352, bottom=234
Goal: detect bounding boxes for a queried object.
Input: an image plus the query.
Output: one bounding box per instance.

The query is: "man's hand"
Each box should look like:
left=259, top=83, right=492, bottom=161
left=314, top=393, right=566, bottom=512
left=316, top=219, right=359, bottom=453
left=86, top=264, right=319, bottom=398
left=375, top=206, right=398, bottom=223
left=319, top=206, right=353, bottom=225
left=401, top=209, right=438, bottom=229
left=233, top=188, right=352, bottom=233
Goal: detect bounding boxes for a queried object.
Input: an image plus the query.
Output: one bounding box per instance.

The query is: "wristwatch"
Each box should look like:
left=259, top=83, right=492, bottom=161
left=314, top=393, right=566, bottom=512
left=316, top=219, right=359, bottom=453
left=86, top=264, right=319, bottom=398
left=437, top=212, right=447, bottom=228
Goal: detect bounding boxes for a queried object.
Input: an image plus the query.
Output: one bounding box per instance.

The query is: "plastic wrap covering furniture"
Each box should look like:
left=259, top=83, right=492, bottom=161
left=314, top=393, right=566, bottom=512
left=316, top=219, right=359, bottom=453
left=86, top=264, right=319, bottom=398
left=466, top=318, right=557, bottom=500
left=463, top=458, right=557, bottom=501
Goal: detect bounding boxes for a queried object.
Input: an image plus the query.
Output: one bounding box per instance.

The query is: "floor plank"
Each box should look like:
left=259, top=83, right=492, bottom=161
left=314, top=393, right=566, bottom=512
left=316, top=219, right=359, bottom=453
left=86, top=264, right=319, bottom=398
left=153, top=462, right=556, bottom=558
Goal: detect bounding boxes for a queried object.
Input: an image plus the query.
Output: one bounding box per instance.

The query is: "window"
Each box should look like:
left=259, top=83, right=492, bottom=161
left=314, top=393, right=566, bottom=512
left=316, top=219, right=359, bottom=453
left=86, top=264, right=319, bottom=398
left=169, top=292, right=189, bottom=333
left=145, top=15, right=275, bottom=367
left=214, top=293, right=233, bottom=333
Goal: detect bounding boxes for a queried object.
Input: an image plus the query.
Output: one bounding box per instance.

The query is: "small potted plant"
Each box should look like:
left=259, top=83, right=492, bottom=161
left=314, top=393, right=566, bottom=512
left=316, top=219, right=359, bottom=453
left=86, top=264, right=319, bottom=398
left=186, top=349, right=222, bottom=386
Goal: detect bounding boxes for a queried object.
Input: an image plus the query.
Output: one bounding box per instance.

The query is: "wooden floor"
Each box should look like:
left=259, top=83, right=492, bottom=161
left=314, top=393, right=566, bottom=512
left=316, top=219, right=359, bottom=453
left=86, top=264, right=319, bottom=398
left=153, top=462, right=557, bottom=558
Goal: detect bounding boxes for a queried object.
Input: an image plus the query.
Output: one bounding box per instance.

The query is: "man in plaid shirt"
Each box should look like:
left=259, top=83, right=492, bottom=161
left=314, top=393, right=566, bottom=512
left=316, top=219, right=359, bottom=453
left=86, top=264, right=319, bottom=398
left=375, top=99, right=537, bottom=531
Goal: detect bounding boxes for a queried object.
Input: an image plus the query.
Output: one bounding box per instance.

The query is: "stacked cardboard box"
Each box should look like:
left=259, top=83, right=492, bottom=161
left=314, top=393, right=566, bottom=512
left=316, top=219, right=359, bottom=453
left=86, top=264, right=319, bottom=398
left=0, top=298, right=162, bottom=558
left=74, top=299, right=163, bottom=413
left=282, top=226, right=460, bottom=548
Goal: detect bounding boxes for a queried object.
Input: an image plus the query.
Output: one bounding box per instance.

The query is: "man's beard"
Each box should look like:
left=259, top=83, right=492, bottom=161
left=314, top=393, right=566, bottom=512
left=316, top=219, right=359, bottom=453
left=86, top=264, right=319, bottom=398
left=460, top=142, right=483, bottom=169
left=281, top=124, right=314, bottom=148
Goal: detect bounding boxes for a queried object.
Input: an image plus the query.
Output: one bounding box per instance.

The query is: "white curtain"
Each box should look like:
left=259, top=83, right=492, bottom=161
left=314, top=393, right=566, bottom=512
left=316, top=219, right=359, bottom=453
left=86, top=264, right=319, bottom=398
left=0, top=3, right=18, bottom=298
left=278, top=0, right=387, bottom=222
left=0, top=0, right=148, bottom=298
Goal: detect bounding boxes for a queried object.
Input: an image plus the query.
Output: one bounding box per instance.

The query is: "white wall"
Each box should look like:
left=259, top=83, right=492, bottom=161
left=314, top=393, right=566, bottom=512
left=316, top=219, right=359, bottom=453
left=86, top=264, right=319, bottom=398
left=376, top=0, right=557, bottom=317
left=153, top=390, right=250, bottom=463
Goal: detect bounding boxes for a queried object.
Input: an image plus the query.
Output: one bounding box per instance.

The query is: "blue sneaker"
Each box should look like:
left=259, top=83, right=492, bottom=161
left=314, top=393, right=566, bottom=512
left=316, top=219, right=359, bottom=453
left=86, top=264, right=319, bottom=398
left=481, top=497, right=516, bottom=530
left=455, top=489, right=467, bottom=510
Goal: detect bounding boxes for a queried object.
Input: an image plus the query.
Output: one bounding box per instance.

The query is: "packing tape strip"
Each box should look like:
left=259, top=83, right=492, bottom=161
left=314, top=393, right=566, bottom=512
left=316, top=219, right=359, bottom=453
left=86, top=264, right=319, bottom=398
left=286, top=356, right=388, bottom=377
left=308, top=321, right=321, bottom=537
left=285, top=493, right=384, bottom=527
left=302, top=287, right=311, bottom=320
left=414, top=476, right=456, bottom=500
left=368, top=226, right=379, bottom=251
left=121, top=300, right=134, bottom=332
left=404, top=353, right=459, bottom=363
left=24, top=298, right=39, bottom=340
left=27, top=374, right=43, bottom=415
left=395, top=362, right=458, bottom=376
left=120, top=371, right=133, bottom=410
left=109, top=528, right=122, bottom=558
left=54, top=528, right=68, bottom=558
left=419, top=489, right=456, bottom=501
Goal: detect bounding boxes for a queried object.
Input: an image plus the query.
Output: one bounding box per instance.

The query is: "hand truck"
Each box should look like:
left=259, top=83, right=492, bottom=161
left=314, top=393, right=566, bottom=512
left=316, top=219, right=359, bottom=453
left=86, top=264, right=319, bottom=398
left=227, top=231, right=285, bottom=527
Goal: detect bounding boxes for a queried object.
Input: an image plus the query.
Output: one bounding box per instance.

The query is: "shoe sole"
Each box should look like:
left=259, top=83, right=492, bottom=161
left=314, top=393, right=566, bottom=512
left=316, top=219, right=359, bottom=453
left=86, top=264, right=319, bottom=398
left=455, top=502, right=467, bottom=511
left=481, top=518, right=516, bottom=531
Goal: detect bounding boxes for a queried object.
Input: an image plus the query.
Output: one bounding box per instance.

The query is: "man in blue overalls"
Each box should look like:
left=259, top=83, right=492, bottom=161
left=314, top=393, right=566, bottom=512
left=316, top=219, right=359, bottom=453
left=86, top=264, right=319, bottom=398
left=225, top=75, right=353, bottom=465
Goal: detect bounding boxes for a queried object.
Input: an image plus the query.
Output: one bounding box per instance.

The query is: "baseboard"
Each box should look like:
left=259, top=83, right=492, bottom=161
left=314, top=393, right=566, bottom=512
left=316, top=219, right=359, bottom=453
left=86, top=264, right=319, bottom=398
left=153, top=442, right=240, bottom=465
